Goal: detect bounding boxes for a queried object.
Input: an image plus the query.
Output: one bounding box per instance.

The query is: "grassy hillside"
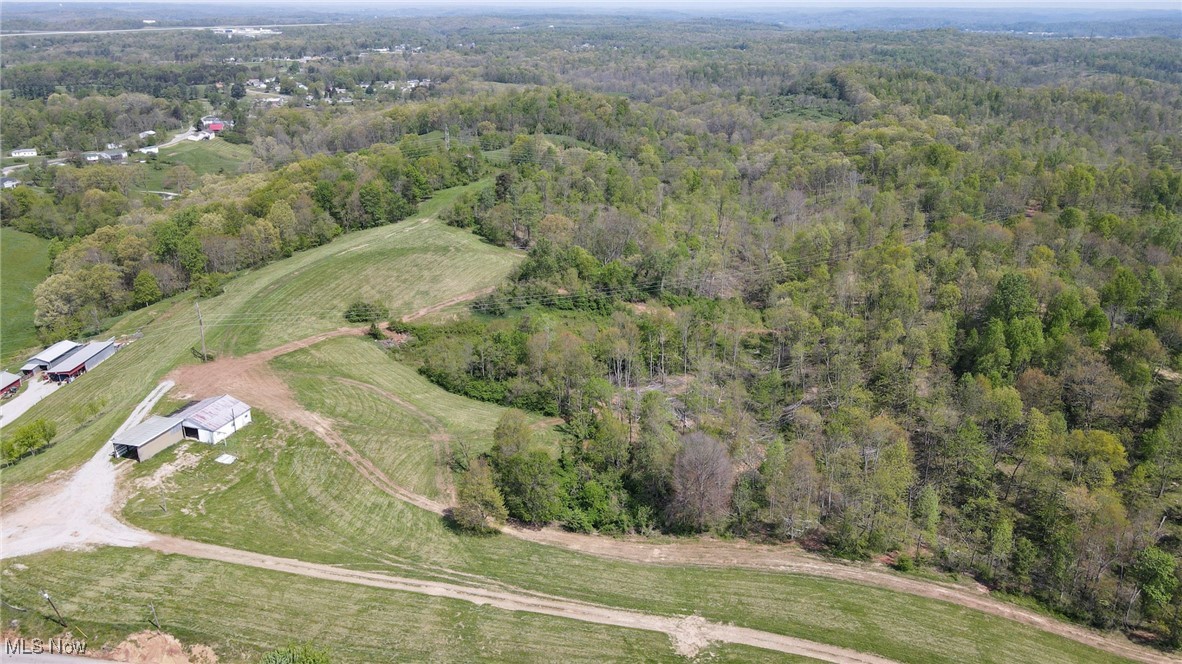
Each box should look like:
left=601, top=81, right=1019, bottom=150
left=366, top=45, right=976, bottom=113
left=0, top=227, right=50, bottom=363
left=0, top=548, right=792, bottom=664
left=117, top=342, right=1129, bottom=664
left=0, top=180, right=518, bottom=488
left=138, top=139, right=253, bottom=191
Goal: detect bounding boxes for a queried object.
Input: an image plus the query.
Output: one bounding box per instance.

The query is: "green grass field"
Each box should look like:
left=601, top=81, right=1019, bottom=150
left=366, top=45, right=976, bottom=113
left=114, top=341, right=1130, bottom=664
left=1, top=227, right=51, bottom=364
left=138, top=139, right=254, bottom=192
left=0, top=548, right=797, bottom=664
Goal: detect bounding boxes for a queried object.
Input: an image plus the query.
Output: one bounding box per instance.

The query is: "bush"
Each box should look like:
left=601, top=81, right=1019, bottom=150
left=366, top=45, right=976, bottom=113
left=259, top=644, right=331, bottom=664
left=892, top=554, right=915, bottom=572
left=343, top=300, right=389, bottom=324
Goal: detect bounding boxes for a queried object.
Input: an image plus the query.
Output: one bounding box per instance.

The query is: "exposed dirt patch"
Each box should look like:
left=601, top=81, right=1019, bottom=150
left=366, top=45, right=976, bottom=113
left=134, top=448, right=202, bottom=492
left=108, top=630, right=217, bottom=664
left=670, top=615, right=711, bottom=658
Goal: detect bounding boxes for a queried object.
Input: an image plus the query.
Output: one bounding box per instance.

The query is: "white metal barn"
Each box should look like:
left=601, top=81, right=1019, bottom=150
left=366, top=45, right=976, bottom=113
left=179, top=395, right=252, bottom=443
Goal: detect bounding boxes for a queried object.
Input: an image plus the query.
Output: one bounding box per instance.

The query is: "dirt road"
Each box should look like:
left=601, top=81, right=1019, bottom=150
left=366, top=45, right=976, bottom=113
left=401, top=287, right=495, bottom=322
left=164, top=331, right=1173, bottom=664
left=145, top=534, right=896, bottom=663
left=0, top=381, right=172, bottom=558
left=167, top=328, right=446, bottom=514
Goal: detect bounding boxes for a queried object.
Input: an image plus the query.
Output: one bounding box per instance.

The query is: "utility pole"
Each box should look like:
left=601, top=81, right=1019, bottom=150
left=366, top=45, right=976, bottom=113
left=195, top=301, right=207, bottom=362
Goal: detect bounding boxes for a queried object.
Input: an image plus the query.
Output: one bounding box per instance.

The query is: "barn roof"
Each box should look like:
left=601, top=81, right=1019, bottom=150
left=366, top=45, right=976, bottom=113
left=180, top=394, right=250, bottom=431
left=0, top=371, right=21, bottom=387
left=111, top=415, right=181, bottom=449
left=47, top=339, right=114, bottom=373
left=29, top=340, right=81, bottom=364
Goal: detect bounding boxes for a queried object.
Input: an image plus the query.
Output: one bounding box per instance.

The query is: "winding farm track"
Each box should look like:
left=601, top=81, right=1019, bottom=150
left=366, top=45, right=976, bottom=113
left=161, top=331, right=1176, bottom=664
left=144, top=535, right=898, bottom=663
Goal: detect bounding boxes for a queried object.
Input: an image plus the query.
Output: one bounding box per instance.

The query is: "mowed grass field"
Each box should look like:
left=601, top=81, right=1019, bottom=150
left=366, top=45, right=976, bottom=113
left=139, top=139, right=254, bottom=191
left=205, top=180, right=517, bottom=356
left=0, top=549, right=795, bottom=664
left=118, top=343, right=1130, bottom=664
left=275, top=337, right=514, bottom=500
left=1, top=227, right=51, bottom=363
left=0, top=180, right=519, bottom=489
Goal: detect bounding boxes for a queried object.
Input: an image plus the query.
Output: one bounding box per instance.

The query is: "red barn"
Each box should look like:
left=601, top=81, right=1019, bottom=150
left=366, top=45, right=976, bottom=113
left=208, top=122, right=225, bottom=132
left=0, top=371, right=20, bottom=396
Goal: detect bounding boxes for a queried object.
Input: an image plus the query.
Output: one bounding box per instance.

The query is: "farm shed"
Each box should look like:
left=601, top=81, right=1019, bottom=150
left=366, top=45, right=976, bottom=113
left=22, top=340, right=82, bottom=375
left=1, top=371, right=21, bottom=395
left=179, top=395, right=252, bottom=443
left=111, top=416, right=184, bottom=462
left=45, top=338, right=116, bottom=383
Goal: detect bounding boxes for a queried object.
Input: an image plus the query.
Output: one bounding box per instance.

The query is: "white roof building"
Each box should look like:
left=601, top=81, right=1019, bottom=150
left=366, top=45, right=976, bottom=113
left=23, top=340, right=82, bottom=373
left=178, top=395, right=252, bottom=444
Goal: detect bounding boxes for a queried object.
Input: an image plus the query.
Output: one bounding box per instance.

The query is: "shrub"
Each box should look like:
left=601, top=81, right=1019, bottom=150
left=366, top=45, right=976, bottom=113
left=258, top=644, right=331, bottom=664
left=892, top=554, right=915, bottom=572
left=343, top=300, right=389, bottom=324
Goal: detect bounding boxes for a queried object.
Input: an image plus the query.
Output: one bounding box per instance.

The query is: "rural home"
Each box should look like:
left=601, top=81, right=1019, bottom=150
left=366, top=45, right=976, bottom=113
left=22, top=340, right=82, bottom=375
left=139, top=146, right=159, bottom=155
left=139, top=130, right=157, bottom=139
left=10, top=148, right=37, bottom=158
left=2, top=177, right=21, bottom=189
left=45, top=338, right=116, bottom=383
left=200, top=116, right=232, bottom=132
left=1, top=371, right=21, bottom=396
left=111, top=394, right=252, bottom=461
left=100, top=149, right=128, bottom=162
left=82, top=152, right=101, bottom=163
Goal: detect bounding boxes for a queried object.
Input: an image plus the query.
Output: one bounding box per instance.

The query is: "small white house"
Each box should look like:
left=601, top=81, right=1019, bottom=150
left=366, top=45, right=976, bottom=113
left=139, top=130, right=157, bottom=139
left=10, top=148, right=37, bottom=158
left=178, top=395, right=252, bottom=444
left=1, top=177, right=21, bottom=189
left=82, top=152, right=101, bottom=162
left=138, top=146, right=159, bottom=155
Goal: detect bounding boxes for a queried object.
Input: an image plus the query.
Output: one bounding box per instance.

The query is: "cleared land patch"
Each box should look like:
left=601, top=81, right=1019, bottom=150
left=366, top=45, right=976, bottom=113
left=138, top=139, right=253, bottom=191
left=2, top=548, right=794, bottom=664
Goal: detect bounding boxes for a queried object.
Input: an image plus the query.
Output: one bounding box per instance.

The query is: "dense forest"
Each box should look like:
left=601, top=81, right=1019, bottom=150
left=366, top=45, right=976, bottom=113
left=2, top=16, right=1181, bottom=646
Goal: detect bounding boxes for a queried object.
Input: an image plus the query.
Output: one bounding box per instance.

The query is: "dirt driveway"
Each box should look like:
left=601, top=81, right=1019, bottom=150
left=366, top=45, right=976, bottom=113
left=0, top=381, right=171, bottom=558
left=0, top=378, right=60, bottom=429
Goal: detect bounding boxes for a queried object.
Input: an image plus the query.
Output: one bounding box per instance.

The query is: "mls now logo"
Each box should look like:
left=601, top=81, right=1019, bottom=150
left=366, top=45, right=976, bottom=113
left=5, top=638, right=88, bottom=655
